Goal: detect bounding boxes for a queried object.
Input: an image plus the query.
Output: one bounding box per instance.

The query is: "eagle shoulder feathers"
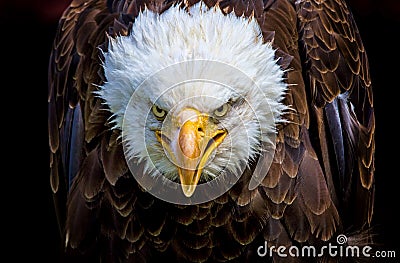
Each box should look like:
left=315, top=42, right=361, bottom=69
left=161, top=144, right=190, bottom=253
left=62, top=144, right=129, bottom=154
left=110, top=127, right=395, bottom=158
left=48, top=0, right=375, bottom=262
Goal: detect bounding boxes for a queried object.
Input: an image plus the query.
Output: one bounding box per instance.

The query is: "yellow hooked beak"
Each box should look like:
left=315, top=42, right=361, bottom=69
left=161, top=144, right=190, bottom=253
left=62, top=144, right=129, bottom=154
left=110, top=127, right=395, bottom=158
left=155, top=108, right=227, bottom=197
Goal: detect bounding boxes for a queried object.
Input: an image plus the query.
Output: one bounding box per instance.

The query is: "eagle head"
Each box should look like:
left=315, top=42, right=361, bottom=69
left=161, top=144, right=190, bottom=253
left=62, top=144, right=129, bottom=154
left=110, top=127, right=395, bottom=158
left=97, top=4, right=288, bottom=200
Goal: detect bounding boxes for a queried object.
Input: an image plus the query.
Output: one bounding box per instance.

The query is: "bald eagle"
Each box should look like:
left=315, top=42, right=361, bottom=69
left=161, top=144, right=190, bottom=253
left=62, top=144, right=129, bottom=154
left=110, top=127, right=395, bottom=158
left=48, top=0, right=375, bottom=262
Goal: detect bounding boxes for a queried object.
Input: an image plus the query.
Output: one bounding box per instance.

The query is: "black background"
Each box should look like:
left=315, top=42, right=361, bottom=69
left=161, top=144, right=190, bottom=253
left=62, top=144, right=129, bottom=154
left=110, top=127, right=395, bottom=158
left=1, top=0, right=398, bottom=261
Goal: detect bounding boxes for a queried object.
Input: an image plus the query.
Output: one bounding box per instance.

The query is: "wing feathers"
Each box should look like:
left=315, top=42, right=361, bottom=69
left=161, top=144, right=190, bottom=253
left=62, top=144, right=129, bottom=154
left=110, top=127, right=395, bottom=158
left=101, top=136, right=128, bottom=186
left=49, top=0, right=375, bottom=261
left=263, top=172, right=294, bottom=204
left=66, top=147, right=103, bottom=249
left=284, top=198, right=311, bottom=243
left=50, top=153, right=59, bottom=193
left=299, top=154, right=331, bottom=215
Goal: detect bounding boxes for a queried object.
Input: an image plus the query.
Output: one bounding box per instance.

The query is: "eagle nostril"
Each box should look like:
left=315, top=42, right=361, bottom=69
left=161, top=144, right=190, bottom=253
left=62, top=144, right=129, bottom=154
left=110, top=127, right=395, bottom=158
left=197, top=127, right=206, bottom=137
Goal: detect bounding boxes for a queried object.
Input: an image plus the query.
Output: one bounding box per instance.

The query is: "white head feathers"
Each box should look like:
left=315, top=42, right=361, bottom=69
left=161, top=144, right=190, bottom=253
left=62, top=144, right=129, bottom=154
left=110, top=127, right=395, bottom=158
left=97, top=2, right=288, bottom=180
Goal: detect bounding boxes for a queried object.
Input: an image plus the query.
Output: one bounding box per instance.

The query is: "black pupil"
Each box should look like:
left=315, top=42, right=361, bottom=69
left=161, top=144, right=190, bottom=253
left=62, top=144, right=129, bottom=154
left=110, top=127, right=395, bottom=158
left=217, top=106, right=224, bottom=113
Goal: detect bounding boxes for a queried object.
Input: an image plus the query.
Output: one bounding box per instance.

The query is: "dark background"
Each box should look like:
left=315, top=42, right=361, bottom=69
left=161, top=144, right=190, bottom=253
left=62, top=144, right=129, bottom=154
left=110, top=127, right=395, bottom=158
left=1, top=0, right=398, bottom=261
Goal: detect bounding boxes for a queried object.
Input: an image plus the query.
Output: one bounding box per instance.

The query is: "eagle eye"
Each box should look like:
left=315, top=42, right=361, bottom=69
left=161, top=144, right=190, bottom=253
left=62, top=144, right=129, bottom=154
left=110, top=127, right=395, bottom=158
left=214, top=103, right=229, bottom=117
left=151, top=105, right=167, bottom=120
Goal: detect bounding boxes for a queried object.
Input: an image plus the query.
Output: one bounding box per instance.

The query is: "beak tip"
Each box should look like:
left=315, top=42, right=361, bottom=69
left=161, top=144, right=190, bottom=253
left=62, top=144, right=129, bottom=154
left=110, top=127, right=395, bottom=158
left=181, top=184, right=196, bottom=197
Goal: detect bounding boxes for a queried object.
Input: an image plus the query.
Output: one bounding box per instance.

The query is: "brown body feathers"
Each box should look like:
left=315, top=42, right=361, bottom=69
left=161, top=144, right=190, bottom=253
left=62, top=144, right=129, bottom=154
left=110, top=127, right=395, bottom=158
left=48, top=0, right=375, bottom=262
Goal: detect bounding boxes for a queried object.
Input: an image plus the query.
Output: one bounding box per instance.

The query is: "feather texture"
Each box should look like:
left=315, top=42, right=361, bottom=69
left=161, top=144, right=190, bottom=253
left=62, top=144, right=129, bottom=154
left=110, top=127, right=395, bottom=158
left=48, top=0, right=375, bottom=262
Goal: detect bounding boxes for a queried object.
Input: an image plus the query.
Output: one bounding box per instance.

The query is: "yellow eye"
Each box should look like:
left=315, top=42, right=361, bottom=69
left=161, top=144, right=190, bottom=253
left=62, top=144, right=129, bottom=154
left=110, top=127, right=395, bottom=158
left=152, top=105, right=167, bottom=120
left=214, top=103, right=229, bottom=117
